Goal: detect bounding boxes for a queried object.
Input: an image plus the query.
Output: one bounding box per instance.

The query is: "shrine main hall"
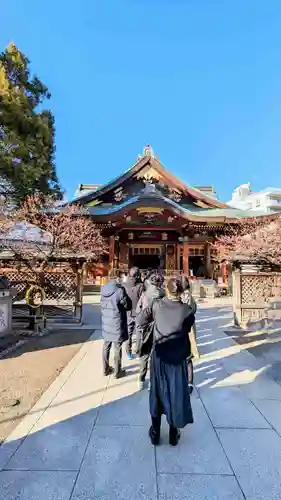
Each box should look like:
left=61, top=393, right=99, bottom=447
left=71, top=146, right=255, bottom=281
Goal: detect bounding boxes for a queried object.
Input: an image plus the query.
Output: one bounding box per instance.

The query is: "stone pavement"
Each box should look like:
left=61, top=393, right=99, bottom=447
left=2, top=299, right=281, bottom=499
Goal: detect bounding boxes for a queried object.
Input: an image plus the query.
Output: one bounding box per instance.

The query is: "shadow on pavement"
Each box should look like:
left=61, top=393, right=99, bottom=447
left=1, top=303, right=102, bottom=360
left=1, top=301, right=281, bottom=498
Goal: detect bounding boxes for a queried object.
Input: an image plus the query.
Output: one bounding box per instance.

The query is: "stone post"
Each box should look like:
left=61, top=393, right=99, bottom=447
left=0, top=289, right=13, bottom=336
left=232, top=269, right=242, bottom=326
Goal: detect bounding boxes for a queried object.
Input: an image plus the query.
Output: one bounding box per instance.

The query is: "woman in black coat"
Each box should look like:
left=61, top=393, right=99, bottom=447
left=135, top=272, right=165, bottom=389
left=137, top=277, right=195, bottom=446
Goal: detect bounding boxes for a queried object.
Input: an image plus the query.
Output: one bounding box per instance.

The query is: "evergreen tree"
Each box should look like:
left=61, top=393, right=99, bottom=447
left=0, top=43, right=62, bottom=204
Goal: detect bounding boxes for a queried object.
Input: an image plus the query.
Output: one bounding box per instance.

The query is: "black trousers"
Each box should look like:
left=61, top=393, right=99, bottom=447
left=151, top=415, right=177, bottom=435
left=135, top=326, right=142, bottom=356
left=139, top=352, right=150, bottom=382
left=102, top=340, right=122, bottom=375
left=125, top=318, right=135, bottom=354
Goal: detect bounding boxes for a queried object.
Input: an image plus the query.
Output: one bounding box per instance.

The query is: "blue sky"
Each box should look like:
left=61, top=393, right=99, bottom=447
left=2, top=0, right=281, bottom=201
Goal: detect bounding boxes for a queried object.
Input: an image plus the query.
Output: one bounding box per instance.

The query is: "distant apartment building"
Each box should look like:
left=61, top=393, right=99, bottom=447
left=228, top=183, right=281, bottom=213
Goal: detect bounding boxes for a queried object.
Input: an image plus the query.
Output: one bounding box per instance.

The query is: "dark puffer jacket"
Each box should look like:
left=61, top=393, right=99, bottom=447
left=100, top=280, right=132, bottom=342
left=124, top=277, right=144, bottom=318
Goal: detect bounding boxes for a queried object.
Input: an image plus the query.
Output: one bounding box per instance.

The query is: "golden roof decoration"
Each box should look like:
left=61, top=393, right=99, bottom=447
left=136, top=166, right=162, bottom=183
left=137, top=207, right=164, bottom=214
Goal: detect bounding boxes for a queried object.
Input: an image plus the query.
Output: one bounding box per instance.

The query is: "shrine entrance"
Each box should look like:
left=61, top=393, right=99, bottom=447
left=130, top=253, right=160, bottom=270
left=129, top=245, right=163, bottom=271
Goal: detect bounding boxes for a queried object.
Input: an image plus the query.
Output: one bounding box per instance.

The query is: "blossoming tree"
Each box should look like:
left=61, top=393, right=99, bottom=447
left=213, top=215, right=281, bottom=267
left=0, top=195, right=106, bottom=284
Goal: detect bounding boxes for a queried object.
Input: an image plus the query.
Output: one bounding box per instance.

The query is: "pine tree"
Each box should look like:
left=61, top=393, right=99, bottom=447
left=0, top=43, right=62, bottom=204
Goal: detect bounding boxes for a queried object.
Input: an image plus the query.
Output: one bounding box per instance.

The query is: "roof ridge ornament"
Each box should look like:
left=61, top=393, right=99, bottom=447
left=143, top=145, right=154, bottom=157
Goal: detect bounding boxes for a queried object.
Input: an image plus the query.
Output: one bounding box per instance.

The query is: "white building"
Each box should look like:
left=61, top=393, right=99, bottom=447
left=0, top=177, right=12, bottom=199
left=228, top=183, right=281, bottom=213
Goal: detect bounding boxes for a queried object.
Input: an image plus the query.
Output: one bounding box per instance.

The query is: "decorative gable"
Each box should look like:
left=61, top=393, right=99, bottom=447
left=72, top=146, right=227, bottom=210
left=135, top=164, right=185, bottom=203
left=136, top=166, right=162, bottom=183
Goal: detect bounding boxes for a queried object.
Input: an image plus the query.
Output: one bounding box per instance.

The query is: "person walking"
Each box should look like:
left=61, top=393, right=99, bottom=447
left=141, top=269, right=151, bottom=291
left=123, top=266, right=144, bottom=359
left=135, top=272, right=165, bottom=390
left=181, top=275, right=199, bottom=394
left=140, top=270, right=147, bottom=285
left=138, top=277, right=195, bottom=446
left=100, top=272, right=132, bottom=378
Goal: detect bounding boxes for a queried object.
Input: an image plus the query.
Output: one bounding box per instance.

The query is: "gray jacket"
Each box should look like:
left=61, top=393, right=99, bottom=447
left=100, top=280, right=131, bottom=342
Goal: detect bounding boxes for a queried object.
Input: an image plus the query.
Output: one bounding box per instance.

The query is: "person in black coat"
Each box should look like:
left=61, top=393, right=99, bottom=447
left=138, top=277, right=195, bottom=446
left=135, top=272, right=165, bottom=390
left=100, top=273, right=132, bottom=378
left=181, top=275, right=199, bottom=394
left=123, top=267, right=144, bottom=359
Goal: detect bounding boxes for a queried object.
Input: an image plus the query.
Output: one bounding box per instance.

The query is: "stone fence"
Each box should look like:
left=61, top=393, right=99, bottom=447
left=232, top=267, right=281, bottom=328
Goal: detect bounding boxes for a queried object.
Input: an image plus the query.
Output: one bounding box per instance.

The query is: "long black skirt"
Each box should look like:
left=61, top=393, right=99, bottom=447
left=149, top=350, right=194, bottom=429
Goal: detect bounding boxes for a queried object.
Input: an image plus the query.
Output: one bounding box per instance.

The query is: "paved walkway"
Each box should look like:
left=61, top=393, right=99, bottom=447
left=2, top=299, right=281, bottom=499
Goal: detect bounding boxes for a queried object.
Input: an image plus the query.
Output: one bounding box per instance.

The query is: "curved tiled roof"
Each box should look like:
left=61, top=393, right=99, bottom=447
left=70, top=150, right=227, bottom=209
left=87, top=189, right=268, bottom=222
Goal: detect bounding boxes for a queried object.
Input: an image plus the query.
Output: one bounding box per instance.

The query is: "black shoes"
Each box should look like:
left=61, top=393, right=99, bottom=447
left=103, top=366, right=114, bottom=376
left=169, top=428, right=181, bottom=446
left=113, top=369, right=126, bottom=379
left=149, top=426, right=160, bottom=446
left=149, top=425, right=180, bottom=446
left=104, top=367, right=126, bottom=378
left=189, top=383, right=194, bottom=395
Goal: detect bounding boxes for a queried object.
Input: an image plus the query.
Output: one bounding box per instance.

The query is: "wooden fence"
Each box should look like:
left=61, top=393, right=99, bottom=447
left=232, top=267, right=281, bottom=327
left=0, top=262, right=84, bottom=326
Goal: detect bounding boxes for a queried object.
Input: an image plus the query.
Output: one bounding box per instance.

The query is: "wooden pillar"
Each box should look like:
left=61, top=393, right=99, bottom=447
left=119, top=242, right=129, bottom=272
left=75, top=265, right=83, bottom=323
left=113, top=238, right=119, bottom=269
left=183, top=241, right=189, bottom=276
left=220, top=262, right=227, bottom=283
left=205, top=242, right=211, bottom=278
left=176, top=244, right=181, bottom=271
left=109, top=235, right=115, bottom=272
left=165, top=244, right=176, bottom=274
